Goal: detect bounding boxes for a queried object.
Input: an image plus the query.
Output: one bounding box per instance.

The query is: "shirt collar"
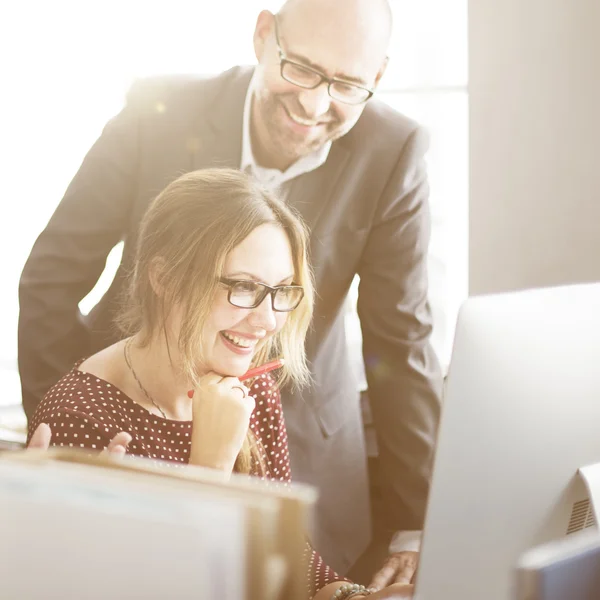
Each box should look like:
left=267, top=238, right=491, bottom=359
left=241, top=72, right=331, bottom=186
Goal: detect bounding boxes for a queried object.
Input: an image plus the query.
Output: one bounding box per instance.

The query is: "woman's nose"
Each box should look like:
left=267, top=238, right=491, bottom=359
left=249, top=294, right=278, bottom=331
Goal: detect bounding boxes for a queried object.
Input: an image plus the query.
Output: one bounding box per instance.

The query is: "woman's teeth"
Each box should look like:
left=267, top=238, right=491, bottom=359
left=222, top=332, right=254, bottom=348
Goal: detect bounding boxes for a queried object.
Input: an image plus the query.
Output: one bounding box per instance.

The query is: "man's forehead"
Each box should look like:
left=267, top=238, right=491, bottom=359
left=278, top=16, right=387, bottom=82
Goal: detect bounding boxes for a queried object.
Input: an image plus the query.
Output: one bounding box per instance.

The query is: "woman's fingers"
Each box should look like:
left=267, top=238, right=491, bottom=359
left=102, top=432, right=133, bottom=457
left=27, top=423, right=52, bottom=449
left=188, top=374, right=255, bottom=473
left=231, top=383, right=252, bottom=402
left=27, top=424, right=132, bottom=459
left=218, top=377, right=254, bottom=407
left=193, top=374, right=254, bottom=409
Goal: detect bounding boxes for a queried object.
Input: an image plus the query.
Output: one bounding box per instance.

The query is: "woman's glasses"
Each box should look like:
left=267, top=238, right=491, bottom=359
left=219, top=278, right=304, bottom=312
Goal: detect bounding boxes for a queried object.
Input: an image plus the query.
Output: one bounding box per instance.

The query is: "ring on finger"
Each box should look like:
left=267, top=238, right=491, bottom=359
left=231, top=385, right=248, bottom=399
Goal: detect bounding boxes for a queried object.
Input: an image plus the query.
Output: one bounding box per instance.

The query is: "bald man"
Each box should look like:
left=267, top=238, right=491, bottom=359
left=19, top=0, right=443, bottom=587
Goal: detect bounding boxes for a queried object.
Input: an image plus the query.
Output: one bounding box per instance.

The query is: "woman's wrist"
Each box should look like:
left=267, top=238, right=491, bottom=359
left=188, top=445, right=237, bottom=474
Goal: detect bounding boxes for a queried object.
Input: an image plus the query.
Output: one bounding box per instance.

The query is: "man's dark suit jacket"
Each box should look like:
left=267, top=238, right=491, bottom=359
left=18, top=66, right=442, bottom=573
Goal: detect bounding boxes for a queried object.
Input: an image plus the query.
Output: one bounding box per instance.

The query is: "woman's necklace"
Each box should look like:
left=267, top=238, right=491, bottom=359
left=123, top=339, right=169, bottom=419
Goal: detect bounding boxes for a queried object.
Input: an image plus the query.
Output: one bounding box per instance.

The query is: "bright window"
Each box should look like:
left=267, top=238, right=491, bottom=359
left=0, top=0, right=467, bottom=412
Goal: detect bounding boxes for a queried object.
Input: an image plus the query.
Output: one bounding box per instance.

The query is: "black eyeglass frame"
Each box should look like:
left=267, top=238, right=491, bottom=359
left=273, top=15, right=375, bottom=106
left=219, top=278, right=305, bottom=312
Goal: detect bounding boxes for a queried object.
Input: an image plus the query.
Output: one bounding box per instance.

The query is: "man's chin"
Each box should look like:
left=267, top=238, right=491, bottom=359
left=274, top=135, right=328, bottom=163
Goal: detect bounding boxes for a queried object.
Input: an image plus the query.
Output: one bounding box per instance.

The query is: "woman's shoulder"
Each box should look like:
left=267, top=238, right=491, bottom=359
left=33, top=362, right=130, bottom=426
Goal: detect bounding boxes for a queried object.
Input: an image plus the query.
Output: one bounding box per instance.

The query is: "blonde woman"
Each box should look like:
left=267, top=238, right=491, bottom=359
left=27, top=169, right=412, bottom=600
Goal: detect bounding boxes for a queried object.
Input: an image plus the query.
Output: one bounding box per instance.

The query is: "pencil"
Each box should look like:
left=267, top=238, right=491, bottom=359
left=187, top=358, right=285, bottom=398
left=240, top=358, right=285, bottom=382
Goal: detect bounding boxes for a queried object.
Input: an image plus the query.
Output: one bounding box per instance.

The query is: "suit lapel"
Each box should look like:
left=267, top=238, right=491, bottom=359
left=189, top=67, right=254, bottom=171
left=285, top=141, right=350, bottom=233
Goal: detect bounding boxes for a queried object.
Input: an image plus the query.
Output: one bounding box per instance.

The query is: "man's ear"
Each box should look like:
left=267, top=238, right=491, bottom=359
left=148, top=257, right=167, bottom=297
left=253, top=10, right=275, bottom=63
left=373, top=55, right=389, bottom=89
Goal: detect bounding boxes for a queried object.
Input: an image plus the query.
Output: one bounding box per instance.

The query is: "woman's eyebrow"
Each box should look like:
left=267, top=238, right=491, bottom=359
left=225, top=272, right=295, bottom=284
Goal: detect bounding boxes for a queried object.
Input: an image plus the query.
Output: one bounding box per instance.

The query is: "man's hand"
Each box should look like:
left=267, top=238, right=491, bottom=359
left=28, top=423, right=132, bottom=457
left=368, top=551, right=419, bottom=591
left=356, top=583, right=414, bottom=599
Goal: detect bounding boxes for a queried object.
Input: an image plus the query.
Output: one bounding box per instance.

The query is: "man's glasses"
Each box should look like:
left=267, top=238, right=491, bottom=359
left=273, top=16, right=374, bottom=106
left=220, top=278, right=305, bottom=312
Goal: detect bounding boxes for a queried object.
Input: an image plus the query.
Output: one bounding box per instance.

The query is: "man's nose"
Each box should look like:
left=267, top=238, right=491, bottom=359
left=297, top=83, right=332, bottom=120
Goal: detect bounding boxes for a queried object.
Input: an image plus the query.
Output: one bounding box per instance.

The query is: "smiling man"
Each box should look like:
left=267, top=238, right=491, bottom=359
left=250, top=0, right=391, bottom=170
left=18, top=0, right=442, bottom=590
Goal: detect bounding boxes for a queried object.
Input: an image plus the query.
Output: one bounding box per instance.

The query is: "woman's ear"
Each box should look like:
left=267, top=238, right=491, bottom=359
left=148, top=257, right=167, bottom=297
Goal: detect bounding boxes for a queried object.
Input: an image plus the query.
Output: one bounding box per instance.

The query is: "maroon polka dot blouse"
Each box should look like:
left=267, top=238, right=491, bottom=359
left=27, top=363, right=346, bottom=598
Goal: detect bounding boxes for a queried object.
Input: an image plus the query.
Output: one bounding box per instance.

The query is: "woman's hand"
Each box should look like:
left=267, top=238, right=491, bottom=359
left=28, top=423, right=132, bottom=456
left=188, top=373, right=254, bottom=475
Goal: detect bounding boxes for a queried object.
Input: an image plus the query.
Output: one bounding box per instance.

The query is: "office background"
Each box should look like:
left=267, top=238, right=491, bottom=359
left=0, top=0, right=468, bottom=421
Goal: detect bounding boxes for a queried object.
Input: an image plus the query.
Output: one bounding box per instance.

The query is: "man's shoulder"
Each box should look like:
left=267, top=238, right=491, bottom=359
left=124, top=66, right=253, bottom=115
left=335, top=98, right=429, bottom=181
left=346, top=97, right=424, bottom=150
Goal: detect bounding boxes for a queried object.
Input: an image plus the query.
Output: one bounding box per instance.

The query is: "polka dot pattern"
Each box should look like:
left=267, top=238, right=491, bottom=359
left=27, top=364, right=347, bottom=598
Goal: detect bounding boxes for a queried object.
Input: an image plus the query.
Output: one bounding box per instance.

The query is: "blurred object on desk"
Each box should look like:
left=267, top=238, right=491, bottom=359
left=516, top=530, right=600, bottom=600
left=0, top=360, right=27, bottom=449
left=0, top=448, right=316, bottom=600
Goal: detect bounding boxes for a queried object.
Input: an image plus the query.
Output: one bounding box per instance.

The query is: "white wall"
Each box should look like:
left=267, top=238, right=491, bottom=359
left=469, top=0, right=600, bottom=295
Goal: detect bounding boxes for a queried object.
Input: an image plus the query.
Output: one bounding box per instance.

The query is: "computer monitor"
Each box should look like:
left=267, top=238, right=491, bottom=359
left=516, top=530, right=600, bottom=600
left=414, top=283, right=600, bottom=600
